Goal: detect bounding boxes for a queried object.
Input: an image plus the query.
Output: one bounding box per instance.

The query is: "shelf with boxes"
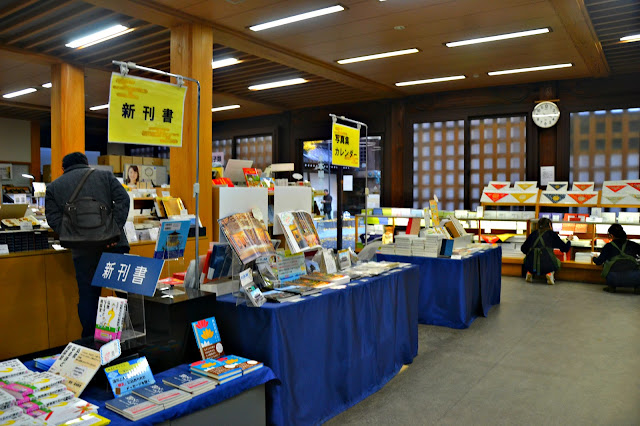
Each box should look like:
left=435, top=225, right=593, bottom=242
left=355, top=208, right=426, bottom=250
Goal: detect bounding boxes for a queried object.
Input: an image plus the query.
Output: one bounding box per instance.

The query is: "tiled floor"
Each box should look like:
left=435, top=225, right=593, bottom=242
left=326, top=276, right=640, bottom=425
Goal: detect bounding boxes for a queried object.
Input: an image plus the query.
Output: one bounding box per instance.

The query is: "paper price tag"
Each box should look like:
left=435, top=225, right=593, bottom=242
left=19, top=221, right=33, bottom=231
left=239, top=268, right=253, bottom=286
left=100, top=340, right=122, bottom=366
left=451, top=255, right=462, bottom=260
left=0, top=244, right=8, bottom=255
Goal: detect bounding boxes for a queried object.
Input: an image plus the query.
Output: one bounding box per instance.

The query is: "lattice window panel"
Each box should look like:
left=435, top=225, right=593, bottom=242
left=413, top=120, right=465, bottom=211
left=212, top=138, right=233, bottom=166
left=469, top=116, right=527, bottom=209
left=235, top=135, right=273, bottom=171
left=570, top=108, right=640, bottom=184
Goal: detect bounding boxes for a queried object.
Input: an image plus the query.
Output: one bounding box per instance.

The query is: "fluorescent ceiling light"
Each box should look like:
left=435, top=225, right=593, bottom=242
left=488, top=63, right=572, bottom=76
left=212, top=104, right=240, bottom=112
left=41, top=82, right=52, bottom=88
left=3, top=88, right=37, bottom=98
left=337, top=48, right=419, bottom=65
left=396, top=75, right=465, bottom=86
left=249, top=78, right=307, bottom=91
left=620, top=34, right=640, bottom=43
left=22, top=174, right=35, bottom=179
left=250, top=5, right=345, bottom=31
left=89, top=104, right=109, bottom=111
left=66, top=25, right=133, bottom=49
left=212, top=58, right=241, bottom=69
left=446, top=28, right=550, bottom=47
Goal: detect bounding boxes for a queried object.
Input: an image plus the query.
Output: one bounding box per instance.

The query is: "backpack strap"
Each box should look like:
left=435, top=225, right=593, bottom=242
left=601, top=240, right=637, bottom=277
left=68, top=169, right=95, bottom=203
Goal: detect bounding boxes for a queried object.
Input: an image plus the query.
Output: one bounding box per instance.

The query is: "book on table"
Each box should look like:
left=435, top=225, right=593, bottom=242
left=243, top=168, right=262, bottom=187
left=94, top=296, right=127, bottom=342
left=162, top=372, right=217, bottom=395
left=278, top=284, right=322, bottom=297
left=189, top=359, right=243, bottom=383
left=277, top=211, right=322, bottom=253
left=35, top=397, right=98, bottom=425
left=132, top=383, right=191, bottom=409
left=105, top=393, right=163, bottom=421
left=191, top=317, right=225, bottom=360
left=218, top=211, right=275, bottom=264
left=302, top=271, right=350, bottom=285
left=47, top=343, right=101, bottom=397
left=104, top=356, right=155, bottom=398
left=216, top=355, right=264, bottom=375
left=262, top=289, right=301, bottom=303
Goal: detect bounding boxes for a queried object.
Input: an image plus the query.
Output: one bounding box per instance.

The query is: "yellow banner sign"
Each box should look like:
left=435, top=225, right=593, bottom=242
left=331, top=123, right=360, bottom=167
left=108, top=73, right=187, bottom=147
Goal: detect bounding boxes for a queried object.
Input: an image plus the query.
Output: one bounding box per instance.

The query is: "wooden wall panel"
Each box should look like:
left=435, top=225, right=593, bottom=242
left=45, top=252, right=82, bottom=348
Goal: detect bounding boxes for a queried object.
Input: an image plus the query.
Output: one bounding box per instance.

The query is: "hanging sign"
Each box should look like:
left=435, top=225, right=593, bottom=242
left=108, top=72, right=187, bottom=147
left=331, top=123, right=360, bottom=167
left=91, top=253, right=164, bottom=296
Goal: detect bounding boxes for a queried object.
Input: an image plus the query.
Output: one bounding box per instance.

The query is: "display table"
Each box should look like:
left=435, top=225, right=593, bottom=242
left=24, top=361, right=276, bottom=426
left=378, top=247, right=502, bottom=329
left=212, top=265, right=420, bottom=425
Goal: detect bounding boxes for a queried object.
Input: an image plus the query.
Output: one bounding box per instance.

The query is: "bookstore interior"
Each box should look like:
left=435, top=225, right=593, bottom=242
left=1, top=0, right=640, bottom=425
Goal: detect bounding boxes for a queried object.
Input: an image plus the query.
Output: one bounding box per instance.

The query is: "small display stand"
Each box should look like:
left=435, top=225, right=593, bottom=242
left=121, top=292, right=146, bottom=342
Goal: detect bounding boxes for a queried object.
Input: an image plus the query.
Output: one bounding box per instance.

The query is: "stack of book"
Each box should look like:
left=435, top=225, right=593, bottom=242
left=95, top=296, right=127, bottom=342
left=278, top=284, right=321, bottom=297
left=422, top=234, right=444, bottom=257
left=162, top=372, right=217, bottom=396
left=33, top=397, right=99, bottom=424
left=0, top=388, right=16, bottom=410
left=105, top=394, right=163, bottom=421
left=190, top=359, right=243, bottom=385
left=378, top=244, right=396, bottom=255
left=262, top=289, right=302, bottom=303
left=217, top=356, right=263, bottom=375
left=132, top=383, right=192, bottom=409
left=302, top=272, right=350, bottom=286
left=33, top=355, right=60, bottom=372
left=394, top=234, right=416, bottom=256
left=0, top=359, right=29, bottom=382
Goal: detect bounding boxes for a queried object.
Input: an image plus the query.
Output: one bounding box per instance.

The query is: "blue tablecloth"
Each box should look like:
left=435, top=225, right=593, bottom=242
left=378, top=247, right=502, bottom=329
left=24, top=360, right=276, bottom=426
left=212, top=265, right=420, bottom=425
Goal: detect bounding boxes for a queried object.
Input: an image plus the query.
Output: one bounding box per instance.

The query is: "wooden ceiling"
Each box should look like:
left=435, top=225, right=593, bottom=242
left=0, top=0, right=635, bottom=122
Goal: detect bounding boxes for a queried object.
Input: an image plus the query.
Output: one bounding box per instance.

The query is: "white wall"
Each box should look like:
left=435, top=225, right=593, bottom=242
left=0, top=117, right=31, bottom=162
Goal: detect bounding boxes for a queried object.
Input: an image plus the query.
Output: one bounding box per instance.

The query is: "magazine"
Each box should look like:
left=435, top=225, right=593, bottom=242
left=218, top=212, right=275, bottom=264
left=277, top=211, right=322, bottom=253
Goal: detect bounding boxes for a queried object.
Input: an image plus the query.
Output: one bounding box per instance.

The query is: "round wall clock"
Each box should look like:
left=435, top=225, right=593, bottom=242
left=532, top=101, right=560, bottom=128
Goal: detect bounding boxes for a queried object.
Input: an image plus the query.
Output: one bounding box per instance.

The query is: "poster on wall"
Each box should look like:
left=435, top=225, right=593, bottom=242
left=123, top=164, right=168, bottom=187
left=0, top=163, right=12, bottom=180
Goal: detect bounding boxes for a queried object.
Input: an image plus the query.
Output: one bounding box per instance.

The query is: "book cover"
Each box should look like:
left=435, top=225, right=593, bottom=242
left=263, top=289, right=300, bottom=302
left=279, top=284, right=321, bottom=296
left=59, top=412, right=111, bottom=425
left=105, top=394, right=161, bottom=418
left=191, top=317, right=224, bottom=360
left=32, top=390, right=75, bottom=408
left=243, top=168, right=262, bottom=187
left=217, top=355, right=264, bottom=374
left=16, top=372, right=64, bottom=391
left=95, top=297, right=127, bottom=342
left=104, top=357, right=155, bottom=398
left=0, top=360, right=29, bottom=382
left=0, top=406, right=22, bottom=422
left=48, top=344, right=101, bottom=398
left=161, top=197, right=184, bottom=217
left=133, top=383, right=190, bottom=406
left=303, top=272, right=350, bottom=285
left=36, top=397, right=98, bottom=425
left=218, top=212, right=275, bottom=264
left=199, top=247, right=213, bottom=285
left=162, top=373, right=215, bottom=393
left=33, top=355, right=60, bottom=372
left=154, top=219, right=191, bottom=259
left=30, top=383, right=67, bottom=400
left=189, top=359, right=242, bottom=379
left=212, top=177, right=234, bottom=187
left=0, top=389, right=15, bottom=411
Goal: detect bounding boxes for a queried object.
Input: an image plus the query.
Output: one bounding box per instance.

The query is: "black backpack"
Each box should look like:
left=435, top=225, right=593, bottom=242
left=59, top=169, right=121, bottom=249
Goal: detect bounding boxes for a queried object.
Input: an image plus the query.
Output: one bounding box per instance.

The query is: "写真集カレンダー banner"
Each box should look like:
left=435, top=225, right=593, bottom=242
left=108, top=72, right=187, bottom=147
left=331, top=122, right=360, bottom=167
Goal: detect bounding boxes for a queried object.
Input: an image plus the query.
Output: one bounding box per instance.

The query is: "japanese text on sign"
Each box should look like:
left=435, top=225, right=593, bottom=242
left=108, top=72, right=187, bottom=147
left=331, top=122, right=360, bottom=167
left=92, top=253, right=164, bottom=297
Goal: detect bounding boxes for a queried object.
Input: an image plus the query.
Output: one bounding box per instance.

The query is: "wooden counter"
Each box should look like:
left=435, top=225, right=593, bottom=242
left=0, top=236, right=208, bottom=360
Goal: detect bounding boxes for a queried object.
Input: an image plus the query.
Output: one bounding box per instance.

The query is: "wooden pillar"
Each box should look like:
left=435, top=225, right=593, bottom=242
left=50, top=63, right=85, bottom=179
left=30, top=121, right=41, bottom=180
left=170, top=24, right=213, bottom=240
left=538, top=84, right=558, bottom=176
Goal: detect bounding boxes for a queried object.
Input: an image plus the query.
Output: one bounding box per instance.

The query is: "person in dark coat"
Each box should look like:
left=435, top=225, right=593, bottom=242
left=593, top=224, right=640, bottom=293
left=45, top=152, right=131, bottom=337
left=521, top=217, right=572, bottom=285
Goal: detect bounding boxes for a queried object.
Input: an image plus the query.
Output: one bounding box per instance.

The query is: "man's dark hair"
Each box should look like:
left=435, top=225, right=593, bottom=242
left=608, top=223, right=627, bottom=239
left=62, top=152, right=88, bottom=170
left=538, top=217, right=552, bottom=230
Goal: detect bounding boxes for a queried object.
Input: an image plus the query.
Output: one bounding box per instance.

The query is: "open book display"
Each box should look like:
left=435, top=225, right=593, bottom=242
left=218, top=212, right=275, bottom=264
left=277, top=211, right=322, bottom=253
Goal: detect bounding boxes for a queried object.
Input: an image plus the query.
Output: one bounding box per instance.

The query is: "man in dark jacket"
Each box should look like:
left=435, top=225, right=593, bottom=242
left=521, top=217, right=572, bottom=285
left=593, top=224, right=640, bottom=293
left=45, top=152, right=130, bottom=337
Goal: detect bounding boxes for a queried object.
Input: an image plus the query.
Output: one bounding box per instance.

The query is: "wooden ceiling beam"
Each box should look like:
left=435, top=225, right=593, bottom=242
left=548, top=0, right=610, bottom=77
left=24, top=11, right=118, bottom=49
left=0, top=0, right=73, bottom=36
left=82, top=0, right=402, bottom=97
left=0, top=0, right=40, bottom=20
left=7, top=4, right=94, bottom=45
left=212, top=90, right=287, bottom=111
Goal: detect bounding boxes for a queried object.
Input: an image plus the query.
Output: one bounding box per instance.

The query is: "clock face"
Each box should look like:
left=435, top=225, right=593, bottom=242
left=532, top=101, right=560, bottom=128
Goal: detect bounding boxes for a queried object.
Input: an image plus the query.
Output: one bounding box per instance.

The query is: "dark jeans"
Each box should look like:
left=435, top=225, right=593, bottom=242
left=72, top=246, right=129, bottom=338
left=324, top=210, right=332, bottom=219
left=606, top=270, right=640, bottom=288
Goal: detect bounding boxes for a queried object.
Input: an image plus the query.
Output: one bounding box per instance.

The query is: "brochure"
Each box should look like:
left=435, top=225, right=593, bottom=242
left=218, top=212, right=275, bottom=264
left=104, top=357, right=155, bottom=398
left=277, top=211, right=321, bottom=253
left=153, top=218, right=191, bottom=259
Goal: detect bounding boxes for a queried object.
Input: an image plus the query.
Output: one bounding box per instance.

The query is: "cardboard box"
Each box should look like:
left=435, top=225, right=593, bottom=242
left=162, top=158, right=170, bottom=167
left=142, top=157, right=154, bottom=165
left=121, top=156, right=133, bottom=167
left=98, top=155, right=122, bottom=173
left=132, top=156, right=143, bottom=165
left=151, top=158, right=163, bottom=166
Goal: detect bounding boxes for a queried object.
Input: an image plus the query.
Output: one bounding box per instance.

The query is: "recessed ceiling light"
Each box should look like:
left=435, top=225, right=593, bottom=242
left=2, top=88, right=37, bottom=98
left=66, top=25, right=133, bottom=49
left=89, top=104, right=109, bottom=111
left=337, top=48, right=419, bottom=65
left=41, top=82, right=52, bottom=88
left=249, top=78, right=307, bottom=91
left=395, top=75, right=466, bottom=86
left=249, top=5, right=345, bottom=31
left=620, top=34, right=640, bottom=43
left=446, top=28, right=550, bottom=47
left=488, top=63, right=572, bottom=76
left=212, top=104, right=240, bottom=112
left=212, top=58, right=241, bottom=69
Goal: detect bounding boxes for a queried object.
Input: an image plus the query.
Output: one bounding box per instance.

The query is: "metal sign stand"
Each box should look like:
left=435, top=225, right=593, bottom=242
left=112, top=60, right=202, bottom=289
left=329, top=114, right=370, bottom=249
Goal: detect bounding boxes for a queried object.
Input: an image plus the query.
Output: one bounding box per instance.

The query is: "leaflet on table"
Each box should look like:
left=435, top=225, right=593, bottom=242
left=191, top=317, right=224, bottom=360
left=104, top=356, right=155, bottom=397
left=277, top=211, right=321, bottom=253
left=0, top=359, right=29, bottom=381
left=337, top=249, right=351, bottom=270
left=153, top=218, right=191, bottom=259
left=218, top=212, right=275, bottom=264
left=48, top=343, right=101, bottom=397
left=275, top=251, right=306, bottom=281
left=100, top=340, right=122, bottom=366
